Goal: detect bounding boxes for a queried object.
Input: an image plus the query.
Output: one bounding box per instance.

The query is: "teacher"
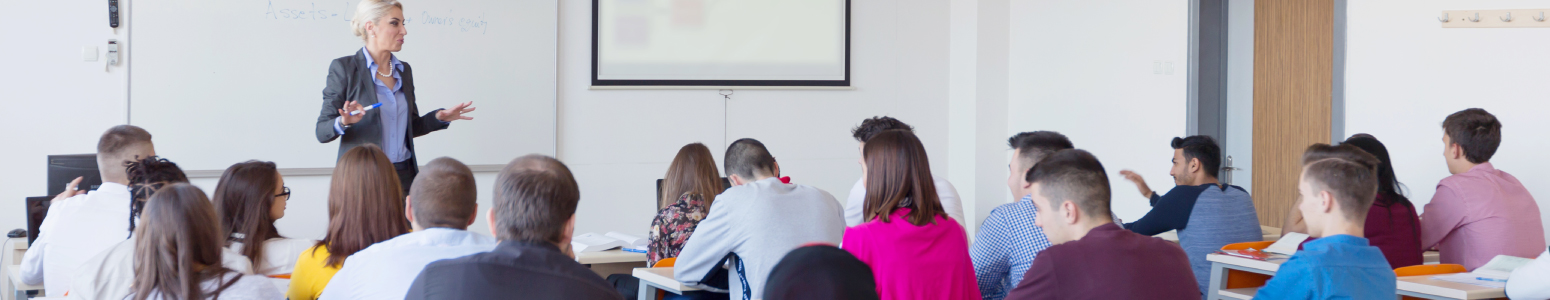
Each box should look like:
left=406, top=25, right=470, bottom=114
left=314, top=0, right=475, bottom=194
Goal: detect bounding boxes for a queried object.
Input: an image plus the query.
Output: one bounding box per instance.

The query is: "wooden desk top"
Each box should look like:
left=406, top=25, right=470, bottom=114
left=633, top=267, right=701, bottom=292
left=1206, top=253, right=1289, bottom=273
left=1397, top=275, right=1505, bottom=300
left=576, top=249, right=647, bottom=265
left=7, top=265, right=43, bottom=291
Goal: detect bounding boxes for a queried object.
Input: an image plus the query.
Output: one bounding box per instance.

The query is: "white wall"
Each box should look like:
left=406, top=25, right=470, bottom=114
left=1006, top=0, right=1191, bottom=222
left=1347, top=0, right=1550, bottom=241
left=0, top=1, right=133, bottom=235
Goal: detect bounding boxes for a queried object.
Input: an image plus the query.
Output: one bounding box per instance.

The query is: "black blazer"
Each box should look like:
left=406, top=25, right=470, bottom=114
left=314, top=49, right=448, bottom=172
left=404, top=241, right=626, bottom=300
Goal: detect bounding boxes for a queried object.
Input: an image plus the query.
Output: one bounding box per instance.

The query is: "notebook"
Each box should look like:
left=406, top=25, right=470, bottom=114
left=1430, top=255, right=1534, bottom=288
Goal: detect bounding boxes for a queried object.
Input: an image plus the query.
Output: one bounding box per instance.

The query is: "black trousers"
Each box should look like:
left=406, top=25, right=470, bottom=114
left=393, top=160, right=416, bottom=196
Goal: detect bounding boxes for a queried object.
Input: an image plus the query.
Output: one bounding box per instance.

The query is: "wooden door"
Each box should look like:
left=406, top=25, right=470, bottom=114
left=1252, top=0, right=1333, bottom=227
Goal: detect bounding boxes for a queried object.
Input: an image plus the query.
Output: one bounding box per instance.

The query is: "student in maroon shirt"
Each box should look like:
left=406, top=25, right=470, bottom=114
left=1005, top=149, right=1198, bottom=300
left=1282, top=134, right=1424, bottom=268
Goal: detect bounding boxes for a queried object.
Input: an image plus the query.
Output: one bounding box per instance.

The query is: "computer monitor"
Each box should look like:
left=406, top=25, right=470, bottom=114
left=48, top=154, right=101, bottom=196
left=25, top=196, right=50, bottom=245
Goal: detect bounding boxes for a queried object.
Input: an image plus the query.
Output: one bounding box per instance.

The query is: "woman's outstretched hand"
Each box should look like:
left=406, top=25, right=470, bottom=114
left=436, top=101, right=477, bottom=122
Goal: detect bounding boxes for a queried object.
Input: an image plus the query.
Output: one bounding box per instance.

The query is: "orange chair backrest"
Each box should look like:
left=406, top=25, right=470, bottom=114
left=268, top=274, right=292, bottom=279
left=1395, top=264, right=1466, bottom=277
left=1221, top=241, right=1275, bottom=251
left=1219, top=241, right=1277, bottom=289
left=654, top=257, right=677, bottom=268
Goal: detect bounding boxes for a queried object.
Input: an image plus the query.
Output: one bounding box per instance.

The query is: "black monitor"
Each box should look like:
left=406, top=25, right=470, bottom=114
left=654, top=178, right=732, bottom=207
left=25, top=196, right=50, bottom=245
left=48, top=154, right=101, bottom=196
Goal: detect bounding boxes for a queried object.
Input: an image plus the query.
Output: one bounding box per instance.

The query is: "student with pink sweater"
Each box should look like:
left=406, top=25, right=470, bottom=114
left=842, top=130, right=980, bottom=300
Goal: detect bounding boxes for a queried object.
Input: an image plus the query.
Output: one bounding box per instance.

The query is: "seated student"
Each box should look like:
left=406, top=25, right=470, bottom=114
left=1282, top=134, right=1423, bottom=268
left=288, top=145, right=412, bottom=300
left=128, top=183, right=282, bottom=300
left=1116, top=135, right=1259, bottom=297
left=1005, top=149, right=1198, bottom=300
left=404, top=155, right=624, bottom=299
left=19, top=125, right=157, bottom=297
left=214, top=160, right=317, bottom=277
left=1507, top=246, right=1550, bottom=300
left=1253, top=144, right=1397, bottom=299
left=763, top=244, right=880, bottom=300
left=675, top=138, right=847, bottom=299
left=842, top=130, right=979, bottom=300
left=845, top=117, right=964, bottom=226
left=1421, top=108, right=1545, bottom=270
left=321, top=157, right=496, bottom=299
left=648, top=143, right=724, bottom=266
left=971, top=131, right=1072, bottom=300
left=69, top=157, right=257, bottom=299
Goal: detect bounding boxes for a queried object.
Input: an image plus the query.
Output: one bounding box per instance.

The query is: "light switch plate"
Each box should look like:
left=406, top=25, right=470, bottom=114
left=83, top=46, right=99, bottom=62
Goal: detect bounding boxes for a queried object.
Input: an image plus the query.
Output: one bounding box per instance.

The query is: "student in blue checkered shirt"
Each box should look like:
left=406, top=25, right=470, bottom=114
left=970, top=131, right=1072, bottom=300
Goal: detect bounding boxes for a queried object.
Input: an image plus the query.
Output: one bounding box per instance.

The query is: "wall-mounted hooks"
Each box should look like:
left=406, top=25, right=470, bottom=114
left=1439, top=13, right=1450, bottom=23
left=1500, top=12, right=1513, bottom=22
left=1442, top=9, right=1550, bottom=28
left=1534, top=12, right=1546, bottom=22
left=1467, top=12, right=1481, bottom=22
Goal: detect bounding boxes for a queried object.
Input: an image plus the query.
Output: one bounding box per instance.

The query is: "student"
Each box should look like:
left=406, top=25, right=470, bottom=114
left=1116, top=135, right=1259, bottom=297
left=1421, top=108, right=1545, bottom=270
left=404, top=155, right=624, bottom=300
left=69, top=157, right=257, bottom=299
left=675, top=138, right=847, bottom=299
left=648, top=143, right=724, bottom=266
left=19, top=125, right=157, bottom=297
left=845, top=116, right=964, bottom=226
left=214, top=160, right=317, bottom=276
left=842, top=130, right=979, bottom=300
left=288, top=145, right=412, bottom=300
left=1253, top=144, right=1397, bottom=299
left=1005, top=149, right=1197, bottom=300
left=970, top=131, right=1072, bottom=300
left=763, top=245, right=880, bottom=300
left=1282, top=134, right=1422, bottom=268
left=128, top=183, right=282, bottom=300
left=1507, top=246, right=1550, bottom=300
left=320, top=157, right=497, bottom=300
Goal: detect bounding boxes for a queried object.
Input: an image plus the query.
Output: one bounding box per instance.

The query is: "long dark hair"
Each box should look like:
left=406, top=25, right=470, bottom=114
left=318, top=145, right=409, bottom=267
left=126, top=156, right=189, bottom=238
left=130, top=183, right=239, bottom=300
left=861, top=130, right=944, bottom=226
left=1342, top=134, right=1412, bottom=208
left=660, top=143, right=723, bottom=209
left=212, top=160, right=285, bottom=273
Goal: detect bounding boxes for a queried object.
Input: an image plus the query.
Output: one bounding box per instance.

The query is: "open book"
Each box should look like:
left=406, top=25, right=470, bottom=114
left=1263, top=232, right=1309, bottom=256
left=571, top=232, right=650, bottom=253
left=1430, top=255, right=1534, bottom=288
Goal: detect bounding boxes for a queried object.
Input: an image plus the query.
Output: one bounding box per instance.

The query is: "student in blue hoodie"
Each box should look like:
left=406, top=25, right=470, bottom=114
left=1253, top=144, right=1396, bottom=300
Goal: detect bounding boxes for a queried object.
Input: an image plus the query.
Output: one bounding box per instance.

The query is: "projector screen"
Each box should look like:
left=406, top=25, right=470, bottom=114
left=592, top=0, right=850, bottom=86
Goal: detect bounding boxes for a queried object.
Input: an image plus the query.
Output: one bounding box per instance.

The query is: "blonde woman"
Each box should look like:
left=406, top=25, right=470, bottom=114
left=313, top=0, right=477, bottom=195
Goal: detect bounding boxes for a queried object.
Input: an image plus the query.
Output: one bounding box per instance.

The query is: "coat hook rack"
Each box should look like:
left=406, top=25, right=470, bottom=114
left=1534, top=12, right=1546, bottom=22
left=1467, top=12, right=1481, bottom=22
left=1438, top=13, right=1450, bottom=23
left=1442, top=9, right=1550, bottom=28
left=1500, top=12, right=1513, bottom=22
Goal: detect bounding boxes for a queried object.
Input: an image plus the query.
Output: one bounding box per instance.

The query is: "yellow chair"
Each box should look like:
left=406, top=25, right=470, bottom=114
left=1220, top=241, right=1276, bottom=289
left=1394, top=264, right=1467, bottom=300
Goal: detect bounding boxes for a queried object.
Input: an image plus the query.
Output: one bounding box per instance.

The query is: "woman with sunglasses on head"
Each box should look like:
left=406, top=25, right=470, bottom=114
left=214, top=161, right=317, bottom=278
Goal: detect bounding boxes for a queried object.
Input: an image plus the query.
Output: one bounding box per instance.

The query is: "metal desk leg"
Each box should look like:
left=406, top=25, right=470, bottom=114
left=1207, top=261, right=1227, bottom=300
left=639, top=280, right=659, bottom=300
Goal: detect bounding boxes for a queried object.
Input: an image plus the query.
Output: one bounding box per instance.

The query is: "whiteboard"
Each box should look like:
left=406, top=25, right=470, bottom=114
left=130, top=0, right=557, bottom=171
left=592, top=0, right=849, bottom=86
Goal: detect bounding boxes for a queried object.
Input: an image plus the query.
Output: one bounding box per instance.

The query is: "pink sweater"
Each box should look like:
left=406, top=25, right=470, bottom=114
left=843, top=209, right=981, bottom=300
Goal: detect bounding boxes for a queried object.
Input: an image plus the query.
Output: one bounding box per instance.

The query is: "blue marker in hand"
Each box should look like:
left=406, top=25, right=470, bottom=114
left=349, top=103, right=383, bottom=116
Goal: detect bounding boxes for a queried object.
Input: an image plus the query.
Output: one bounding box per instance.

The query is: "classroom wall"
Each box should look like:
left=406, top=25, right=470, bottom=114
left=1346, top=0, right=1550, bottom=241
left=0, top=1, right=133, bottom=235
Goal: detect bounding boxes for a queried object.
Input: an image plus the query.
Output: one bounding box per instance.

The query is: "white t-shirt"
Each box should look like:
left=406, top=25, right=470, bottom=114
left=230, top=238, right=317, bottom=275
left=844, top=175, right=964, bottom=227
left=19, top=182, right=134, bottom=297
left=318, top=228, right=497, bottom=300
left=67, top=239, right=254, bottom=300
left=140, top=272, right=283, bottom=300
left=1507, top=248, right=1550, bottom=300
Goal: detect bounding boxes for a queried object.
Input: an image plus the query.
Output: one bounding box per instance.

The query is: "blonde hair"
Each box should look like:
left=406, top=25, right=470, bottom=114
left=351, top=0, right=403, bottom=42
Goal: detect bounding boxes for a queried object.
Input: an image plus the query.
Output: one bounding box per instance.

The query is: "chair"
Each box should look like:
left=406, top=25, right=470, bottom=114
left=1395, top=264, right=1463, bottom=300
left=1220, top=241, right=1276, bottom=289
left=267, top=274, right=292, bottom=279
left=649, top=258, right=677, bottom=300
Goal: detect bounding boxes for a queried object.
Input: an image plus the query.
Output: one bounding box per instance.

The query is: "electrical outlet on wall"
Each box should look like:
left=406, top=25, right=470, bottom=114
left=82, top=46, right=99, bottom=62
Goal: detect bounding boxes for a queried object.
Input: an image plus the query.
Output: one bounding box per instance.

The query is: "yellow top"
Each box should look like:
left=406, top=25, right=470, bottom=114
left=286, top=245, right=342, bottom=300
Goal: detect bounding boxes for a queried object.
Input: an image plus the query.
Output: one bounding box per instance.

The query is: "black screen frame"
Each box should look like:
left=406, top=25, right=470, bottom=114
left=590, top=0, right=851, bottom=87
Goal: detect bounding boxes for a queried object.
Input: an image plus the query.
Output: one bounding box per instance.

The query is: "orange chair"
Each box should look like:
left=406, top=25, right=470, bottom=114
left=267, top=274, right=293, bottom=279
left=1394, top=264, right=1467, bottom=300
left=1220, top=241, right=1276, bottom=289
left=651, top=258, right=677, bottom=300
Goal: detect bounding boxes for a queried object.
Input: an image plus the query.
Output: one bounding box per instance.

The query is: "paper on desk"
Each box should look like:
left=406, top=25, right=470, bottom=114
left=1431, top=273, right=1506, bottom=288
left=1428, top=254, right=1533, bottom=288
left=1265, top=232, right=1309, bottom=256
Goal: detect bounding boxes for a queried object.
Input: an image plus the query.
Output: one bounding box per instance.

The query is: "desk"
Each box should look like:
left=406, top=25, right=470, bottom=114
left=7, top=266, right=43, bottom=300
left=1155, top=226, right=1283, bottom=243
left=1396, top=275, right=1505, bottom=300
left=576, top=250, right=649, bottom=277
left=634, top=267, right=701, bottom=299
left=1205, top=253, right=1287, bottom=300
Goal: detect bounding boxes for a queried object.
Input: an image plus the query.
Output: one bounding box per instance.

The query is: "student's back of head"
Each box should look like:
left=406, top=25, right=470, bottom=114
left=851, top=116, right=913, bottom=143
left=130, top=183, right=237, bottom=300
left=1024, top=149, right=1112, bottom=243
left=1006, top=131, right=1074, bottom=195
left=126, top=156, right=188, bottom=236
left=764, top=245, right=879, bottom=300
left=861, top=130, right=943, bottom=226
left=98, top=125, right=156, bottom=184
left=409, top=157, right=479, bottom=230
left=492, top=154, right=579, bottom=244
left=1441, top=108, right=1502, bottom=165
left=213, top=160, right=287, bottom=272
left=660, top=143, right=723, bottom=209
left=1300, top=144, right=1381, bottom=227
left=1340, top=134, right=1411, bottom=209
left=725, top=138, right=777, bottom=183
left=321, top=144, right=410, bottom=267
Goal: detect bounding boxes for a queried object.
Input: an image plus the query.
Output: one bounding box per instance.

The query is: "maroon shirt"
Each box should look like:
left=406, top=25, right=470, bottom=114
left=1006, top=223, right=1198, bottom=300
left=1365, top=194, right=1423, bottom=268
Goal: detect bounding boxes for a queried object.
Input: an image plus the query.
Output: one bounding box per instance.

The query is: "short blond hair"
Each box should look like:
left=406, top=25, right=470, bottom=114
left=351, top=0, right=403, bottom=42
